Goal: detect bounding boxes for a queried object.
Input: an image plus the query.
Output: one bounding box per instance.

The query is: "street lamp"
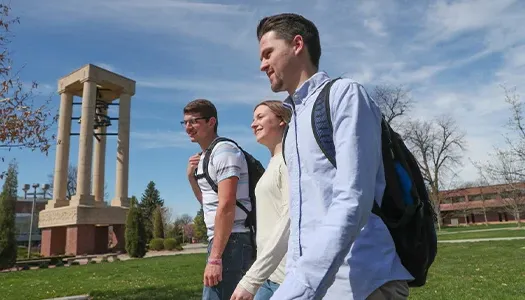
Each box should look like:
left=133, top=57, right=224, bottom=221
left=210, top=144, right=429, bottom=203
left=26, top=183, right=50, bottom=259
left=22, top=184, right=30, bottom=199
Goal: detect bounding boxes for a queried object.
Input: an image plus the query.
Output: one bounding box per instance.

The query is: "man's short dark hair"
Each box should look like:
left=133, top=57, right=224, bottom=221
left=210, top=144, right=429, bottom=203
left=183, top=99, right=218, bottom=133
left=256, top=13, right=321, bottom=68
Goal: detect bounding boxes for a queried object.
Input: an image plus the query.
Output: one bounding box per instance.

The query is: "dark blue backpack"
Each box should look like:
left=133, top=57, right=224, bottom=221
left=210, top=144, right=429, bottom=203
left=283, top=78, right=438, bottom=287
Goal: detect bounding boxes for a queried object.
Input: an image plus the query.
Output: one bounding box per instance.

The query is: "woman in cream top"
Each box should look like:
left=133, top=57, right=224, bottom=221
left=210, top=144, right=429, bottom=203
left=231, top=100, right=292, bottom=300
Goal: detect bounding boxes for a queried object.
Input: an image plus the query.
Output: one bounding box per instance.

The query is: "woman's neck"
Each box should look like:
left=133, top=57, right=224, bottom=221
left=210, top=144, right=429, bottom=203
left=268, top=141, right=282, bottom=157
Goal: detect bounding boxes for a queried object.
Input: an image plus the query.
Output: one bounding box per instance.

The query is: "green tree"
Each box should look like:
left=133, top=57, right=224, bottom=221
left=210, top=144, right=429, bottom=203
left=193, top=208, right=207, bottom=242
left=139, top=181, right=164, bottom=241
left=0, top=160, right=18, bottom=270
left=125, top=196, right=147, bottom=258
left=153, top=205, right=164, bottom=239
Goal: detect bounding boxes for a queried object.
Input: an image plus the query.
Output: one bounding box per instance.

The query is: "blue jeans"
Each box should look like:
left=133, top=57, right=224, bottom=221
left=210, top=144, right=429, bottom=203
left=254, top=280, right=280, bottom=300
left=202, top=232, right=255, bottom=300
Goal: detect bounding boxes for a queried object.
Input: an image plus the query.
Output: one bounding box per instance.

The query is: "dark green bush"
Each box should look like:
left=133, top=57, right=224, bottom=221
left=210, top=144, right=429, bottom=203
left=149, top=238, right=164, bottom=251
left=38, top=262, right=49, bottom=269
left=125, top=197, right=147, bottom=258
left=163, top=238, right=182, bottom=251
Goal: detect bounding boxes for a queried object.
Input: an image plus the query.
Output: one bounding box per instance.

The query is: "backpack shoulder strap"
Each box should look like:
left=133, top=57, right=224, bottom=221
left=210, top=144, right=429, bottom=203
left=311, top=78, right=384, bottom=214
left=199, top=137, right=254, bottom=216
left=311, top=78, right=340, bottom=167
left=198, top=137, right=235, bottom=193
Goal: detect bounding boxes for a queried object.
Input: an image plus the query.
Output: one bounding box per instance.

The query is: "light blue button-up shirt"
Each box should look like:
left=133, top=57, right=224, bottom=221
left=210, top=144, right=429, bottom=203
left=271, top=72, right=413, bottom=300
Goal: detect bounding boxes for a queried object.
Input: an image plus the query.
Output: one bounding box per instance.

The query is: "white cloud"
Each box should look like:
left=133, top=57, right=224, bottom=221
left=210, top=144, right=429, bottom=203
left=95, top=63, right=117, bottom=73
left=17, top=0, right=254, bottom=51
left=14, top=0, right=525, bottom=185
left=131, top=126, right=257, bottom=150
left=363, top=18, right=387, bottom=37
left=422, top=0, right=518, bottom=44
left=136, top=76, right=287, bottom=104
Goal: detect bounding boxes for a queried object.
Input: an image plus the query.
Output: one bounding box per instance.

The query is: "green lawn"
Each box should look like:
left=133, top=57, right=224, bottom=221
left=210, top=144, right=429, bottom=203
left=1, top=241, right=524, bottom=299
left=438, top=228, right=525, bottom=240
left=440, top=222, right=520, bottom=232
left=410, top=240, right=525, bottom=300
left=1, top=254, right=206, bottom=300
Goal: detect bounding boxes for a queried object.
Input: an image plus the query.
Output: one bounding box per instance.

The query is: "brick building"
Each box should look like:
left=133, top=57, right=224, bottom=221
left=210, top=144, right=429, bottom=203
left=439, top=182, right=525, bottom=226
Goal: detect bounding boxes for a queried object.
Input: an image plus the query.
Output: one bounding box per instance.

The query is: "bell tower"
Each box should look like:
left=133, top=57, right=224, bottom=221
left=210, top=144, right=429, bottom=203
left=38, top=64, right=135, bottom=256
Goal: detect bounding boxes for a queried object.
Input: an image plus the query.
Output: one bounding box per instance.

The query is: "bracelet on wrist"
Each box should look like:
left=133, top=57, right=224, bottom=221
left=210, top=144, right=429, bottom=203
left=207, top=258, right=222, bottom=266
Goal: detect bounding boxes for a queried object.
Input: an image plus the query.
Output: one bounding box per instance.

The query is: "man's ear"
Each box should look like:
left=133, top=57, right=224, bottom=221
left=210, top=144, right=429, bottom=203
left=292, top=35, right=305, bottom=56
left=208, top=117, right=217, bottom=129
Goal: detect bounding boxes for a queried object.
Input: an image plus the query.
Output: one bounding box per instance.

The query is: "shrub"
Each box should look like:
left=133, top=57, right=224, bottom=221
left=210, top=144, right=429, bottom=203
left=0, top=163, right=18, bottom=270
left=163, top=238, right=182, bottom=251
left=153, top=205, right=165, bottom=239
left=125, top=197, right=147, bottom=258
left=149, top=238, right=164, bottom=251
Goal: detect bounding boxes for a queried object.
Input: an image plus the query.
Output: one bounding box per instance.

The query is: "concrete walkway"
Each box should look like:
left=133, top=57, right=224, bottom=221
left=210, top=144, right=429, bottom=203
left=438, top=227, right=523, bottom=235
left=438, top=236, right=525, bottom=243
left=117, top=243, right=207, bottom=261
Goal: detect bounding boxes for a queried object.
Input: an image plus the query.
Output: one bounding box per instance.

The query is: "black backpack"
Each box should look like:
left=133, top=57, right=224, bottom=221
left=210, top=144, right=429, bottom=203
left=195, top=137, right=265, bottom=256
left=283, top=78, right=438, bottom=287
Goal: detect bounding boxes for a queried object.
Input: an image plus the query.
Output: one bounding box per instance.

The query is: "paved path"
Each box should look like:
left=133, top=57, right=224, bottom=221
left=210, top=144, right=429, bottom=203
left=438, top=227, right=523, bottom=235
left=117, top=243, right=208, bottom=261
left=438, top=236, right=525, bottom=243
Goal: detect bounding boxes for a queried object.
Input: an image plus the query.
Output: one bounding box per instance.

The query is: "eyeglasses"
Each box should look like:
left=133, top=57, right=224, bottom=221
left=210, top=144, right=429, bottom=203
left=180, top=117, right=209, bottom=127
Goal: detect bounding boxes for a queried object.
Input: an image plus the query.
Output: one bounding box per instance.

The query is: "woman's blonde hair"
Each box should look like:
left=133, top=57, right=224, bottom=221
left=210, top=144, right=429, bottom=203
left=254, top=100, right=292, bottom=124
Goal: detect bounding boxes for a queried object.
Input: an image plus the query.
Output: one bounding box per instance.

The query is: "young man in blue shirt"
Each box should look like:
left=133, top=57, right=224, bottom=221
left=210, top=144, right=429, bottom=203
left=256, top=13, right=413, bottom=300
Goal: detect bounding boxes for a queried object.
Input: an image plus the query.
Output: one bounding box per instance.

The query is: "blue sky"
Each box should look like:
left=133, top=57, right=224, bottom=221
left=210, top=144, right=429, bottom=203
left=5, top=0, right=525, bottom=220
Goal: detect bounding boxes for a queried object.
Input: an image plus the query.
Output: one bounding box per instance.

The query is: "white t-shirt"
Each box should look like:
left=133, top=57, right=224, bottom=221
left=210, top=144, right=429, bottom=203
left=196, top=138, right=251, bottom=240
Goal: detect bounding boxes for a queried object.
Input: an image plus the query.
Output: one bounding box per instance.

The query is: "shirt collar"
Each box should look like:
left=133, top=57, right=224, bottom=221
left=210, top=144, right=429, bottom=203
left=284, top=71, right=330, bottom=107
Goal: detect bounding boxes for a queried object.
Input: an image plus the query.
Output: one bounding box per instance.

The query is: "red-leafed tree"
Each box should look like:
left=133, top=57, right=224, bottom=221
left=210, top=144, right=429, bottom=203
left=0, top=4, right=57, bottom=178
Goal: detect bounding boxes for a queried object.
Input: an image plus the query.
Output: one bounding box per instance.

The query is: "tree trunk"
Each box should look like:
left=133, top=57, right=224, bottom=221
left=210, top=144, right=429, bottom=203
left=433, top=203, right=442, bottom=231
left=516, top=210, right=521, bottom=228
left=431, top=189, right=442, bottom=231
left=483, top=205, right=489, bottom=226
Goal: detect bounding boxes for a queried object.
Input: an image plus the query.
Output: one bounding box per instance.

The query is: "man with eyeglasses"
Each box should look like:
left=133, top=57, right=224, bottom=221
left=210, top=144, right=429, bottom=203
left=183, top=98, right=255, bottom=300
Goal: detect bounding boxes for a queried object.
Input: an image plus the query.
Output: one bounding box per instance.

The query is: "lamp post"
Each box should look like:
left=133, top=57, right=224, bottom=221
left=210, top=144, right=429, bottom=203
left=26, top=183, right=50, bottom=259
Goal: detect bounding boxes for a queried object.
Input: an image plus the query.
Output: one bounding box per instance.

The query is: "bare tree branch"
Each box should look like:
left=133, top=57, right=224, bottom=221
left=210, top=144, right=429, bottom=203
left=477, top=150, right=525, bottom=227
left=372, top=84, right=413, bottom=125
left=403, top=115, right=467, bottom=229
left=500, top=85, right=525, bottom=171
left=47, top=164, right=109, bottom=200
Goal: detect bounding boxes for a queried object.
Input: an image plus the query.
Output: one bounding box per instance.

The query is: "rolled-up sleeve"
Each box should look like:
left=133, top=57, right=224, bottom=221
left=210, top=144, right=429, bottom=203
left=212, top=142, right=243, bottom=182
left=270, top=81, right=383, bottom=299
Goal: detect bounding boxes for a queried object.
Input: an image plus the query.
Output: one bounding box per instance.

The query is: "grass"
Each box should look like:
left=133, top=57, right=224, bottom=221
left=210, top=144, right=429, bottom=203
left=438, top=228, right=525, bottom=240
left=440, top=222, right=520, bottom=232
left=0, top=254, right=206, bottom=300
left=1, top=241, right=524, bottom=299
left=16, top=246, right=42, bottom=260
left=409, top=240, right=525, bottom=300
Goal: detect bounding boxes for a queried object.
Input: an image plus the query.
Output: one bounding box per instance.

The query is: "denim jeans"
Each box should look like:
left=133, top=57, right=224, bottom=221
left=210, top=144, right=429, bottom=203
left=202, top=232, right=255, bottom=300
left=254, top=279, right=280, bottom=300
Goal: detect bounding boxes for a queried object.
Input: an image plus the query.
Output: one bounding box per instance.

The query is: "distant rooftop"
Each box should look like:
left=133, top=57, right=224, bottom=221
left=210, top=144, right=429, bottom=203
left=17, top=197, right=48, bottom=203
